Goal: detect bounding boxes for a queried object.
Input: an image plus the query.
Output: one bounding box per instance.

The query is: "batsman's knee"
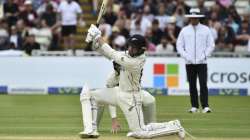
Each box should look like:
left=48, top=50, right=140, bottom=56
left=149, top=96, right=155, bottom=105
left=80, top=93, right=91, bottom=102
left=144, top=95, right=155, bottom=106
left=80, top=84, right=91, bottom=102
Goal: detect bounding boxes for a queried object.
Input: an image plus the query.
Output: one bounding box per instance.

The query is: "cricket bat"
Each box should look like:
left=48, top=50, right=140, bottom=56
left=96, top=0, right=109, bottom=26
left=85, top=0, right=109, bottom=44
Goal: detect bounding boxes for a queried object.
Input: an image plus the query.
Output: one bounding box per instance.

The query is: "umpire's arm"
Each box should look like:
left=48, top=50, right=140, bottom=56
left=176, top=30, right=189, bottom=61
left=205, top=29, right=215, bottom=57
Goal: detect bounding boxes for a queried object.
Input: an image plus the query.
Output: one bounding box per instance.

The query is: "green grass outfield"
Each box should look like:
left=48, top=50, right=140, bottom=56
left=0, top=95, right=250, bottom=140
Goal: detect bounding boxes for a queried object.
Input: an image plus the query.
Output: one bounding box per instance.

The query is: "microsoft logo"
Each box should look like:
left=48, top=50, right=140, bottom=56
left=153, top=64, right=179, bottom=88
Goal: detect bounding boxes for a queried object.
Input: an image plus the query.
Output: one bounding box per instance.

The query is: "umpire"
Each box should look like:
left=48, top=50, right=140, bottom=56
left=177, top=8, right=215, bottom=113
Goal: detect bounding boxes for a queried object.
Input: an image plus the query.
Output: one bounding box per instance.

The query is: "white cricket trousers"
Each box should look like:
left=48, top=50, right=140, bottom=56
left=81, top=86, right=145, bottom=132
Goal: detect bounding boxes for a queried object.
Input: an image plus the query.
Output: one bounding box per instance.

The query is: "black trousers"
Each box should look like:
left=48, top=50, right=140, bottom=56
left=186, top=64, right=209, bottom=109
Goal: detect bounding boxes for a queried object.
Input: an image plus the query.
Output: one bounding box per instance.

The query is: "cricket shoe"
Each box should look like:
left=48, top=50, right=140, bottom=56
left=172, top=120, right=197, bottom=140
left=202, top=107, right=212, bottom=113
left=188, top=107, right=199, bottom=113
left=172, top=120, right=185, bottom=140
left=79, top=131, right=100, bottom=138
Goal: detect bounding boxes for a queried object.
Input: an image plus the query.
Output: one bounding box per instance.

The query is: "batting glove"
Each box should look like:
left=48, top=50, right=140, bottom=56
left=85, top=24, right=101, bottom=43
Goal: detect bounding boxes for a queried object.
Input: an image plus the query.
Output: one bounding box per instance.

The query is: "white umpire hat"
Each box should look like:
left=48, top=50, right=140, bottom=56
left=185, top=8, right=205, bottom=18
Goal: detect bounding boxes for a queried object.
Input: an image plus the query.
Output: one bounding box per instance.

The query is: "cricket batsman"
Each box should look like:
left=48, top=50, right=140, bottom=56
left=79, top=24, right=186, bottom=139
left=96, top=61, right=157, bottom=133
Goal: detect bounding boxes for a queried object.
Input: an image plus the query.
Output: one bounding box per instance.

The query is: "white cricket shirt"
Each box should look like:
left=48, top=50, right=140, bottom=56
left=58, top=1, right=82, bottom=26
left=177, top=23, right=215, bottom=64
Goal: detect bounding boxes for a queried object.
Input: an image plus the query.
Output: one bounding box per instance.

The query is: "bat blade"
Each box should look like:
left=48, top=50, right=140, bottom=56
left=96, top=0, right=109, bottom=26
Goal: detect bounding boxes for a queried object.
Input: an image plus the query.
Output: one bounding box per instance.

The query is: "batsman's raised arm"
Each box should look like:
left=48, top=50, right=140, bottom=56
left=85, top=24, right=145, bottom=71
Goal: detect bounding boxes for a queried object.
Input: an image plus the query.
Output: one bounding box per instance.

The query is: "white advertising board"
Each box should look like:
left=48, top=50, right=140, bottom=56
left=0, top=57, right=112, bottom=92
left=142, top=57, right=250, bottom=96
left=0, top=57, right=249, bottom=95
